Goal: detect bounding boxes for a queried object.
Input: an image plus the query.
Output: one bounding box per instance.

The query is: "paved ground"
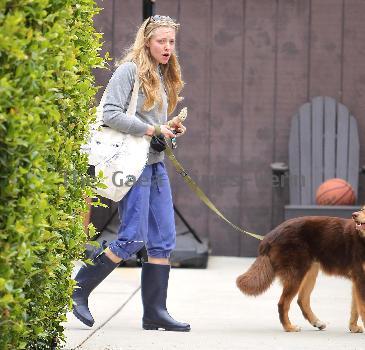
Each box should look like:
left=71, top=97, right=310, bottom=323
left=63, top=257, right=365, bottom=350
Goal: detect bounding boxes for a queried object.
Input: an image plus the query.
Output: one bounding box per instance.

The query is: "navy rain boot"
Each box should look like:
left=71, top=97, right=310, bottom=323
left=72, top=251, right=119, bottom=327
left=141, top=262, right=190, bottom=332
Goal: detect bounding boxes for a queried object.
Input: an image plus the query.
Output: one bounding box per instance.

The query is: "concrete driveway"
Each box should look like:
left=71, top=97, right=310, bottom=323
left=63, top=257, right=365, bottom=350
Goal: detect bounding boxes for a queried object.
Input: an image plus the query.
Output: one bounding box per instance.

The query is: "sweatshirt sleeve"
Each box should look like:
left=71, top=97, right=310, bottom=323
left=102, top=62, right=149, bottom=136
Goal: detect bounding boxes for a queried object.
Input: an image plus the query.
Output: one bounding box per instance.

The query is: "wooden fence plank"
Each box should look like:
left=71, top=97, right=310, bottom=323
left=208, top=0, right=244, bottom=256
left=288, top=113, right=301, bottom=204
left=309, top=0, right=343, bottom=99
left=94, top=0, right=114, bottom=101
left=113, top=0, right=142, bottom=65
left=240, top=0, right=276, bottom=256
left=170, top=0, right=212, bottom=241
left=342, top=0, right=365, bottom=205
left=272, top=0, right=309, bottom=225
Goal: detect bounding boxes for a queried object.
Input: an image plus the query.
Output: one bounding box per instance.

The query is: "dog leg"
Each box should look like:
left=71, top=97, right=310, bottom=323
left=350, top=282, right=364, bottom=333
left=297, top=263, right=326, bottom=330
left=278, top=279, right=302, bottom=332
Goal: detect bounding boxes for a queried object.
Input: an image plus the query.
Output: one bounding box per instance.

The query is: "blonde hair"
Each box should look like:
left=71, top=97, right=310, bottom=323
left=115, top=17, right=184, bottom=116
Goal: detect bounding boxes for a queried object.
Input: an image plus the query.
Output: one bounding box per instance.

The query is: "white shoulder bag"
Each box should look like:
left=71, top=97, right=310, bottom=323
left=81, top=67, right=150, bottom=202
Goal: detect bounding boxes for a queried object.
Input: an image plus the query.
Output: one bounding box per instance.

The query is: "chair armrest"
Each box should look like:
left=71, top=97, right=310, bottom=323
left=270, top=162, right=289, bottom=176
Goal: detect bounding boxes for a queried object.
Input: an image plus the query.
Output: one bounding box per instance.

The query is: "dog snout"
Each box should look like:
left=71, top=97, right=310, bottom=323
left=352, top=212, right=359, bottom=219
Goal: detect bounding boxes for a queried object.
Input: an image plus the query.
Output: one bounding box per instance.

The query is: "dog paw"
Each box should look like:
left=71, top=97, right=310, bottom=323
left=313, top=320, right=326, bottom=330
left=350, top=324, right=363, bottom=333
left=285, top=325, right=301, bottom=332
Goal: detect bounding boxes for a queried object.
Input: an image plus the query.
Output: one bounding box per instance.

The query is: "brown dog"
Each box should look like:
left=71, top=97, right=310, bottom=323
left=236, top=207, right=365, bottom=332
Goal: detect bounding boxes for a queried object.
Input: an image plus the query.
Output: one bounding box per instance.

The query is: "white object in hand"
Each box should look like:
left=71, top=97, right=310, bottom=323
left=176, top=107, right=187, bottom=123
left=168, top=107, right=187, bottom=127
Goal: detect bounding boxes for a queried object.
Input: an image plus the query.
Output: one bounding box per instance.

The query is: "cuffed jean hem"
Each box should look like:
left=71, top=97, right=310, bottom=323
left=108, top=241, right=144, bottom=261
left=146, top=250, right=172, bottom=259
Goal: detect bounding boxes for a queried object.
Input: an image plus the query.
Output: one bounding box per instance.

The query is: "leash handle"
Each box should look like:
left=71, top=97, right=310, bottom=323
left=164, top=145, right=264, bottom=241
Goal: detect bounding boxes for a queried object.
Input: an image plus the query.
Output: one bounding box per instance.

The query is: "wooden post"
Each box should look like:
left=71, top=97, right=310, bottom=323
left=143, top=0, right=155, bottom=21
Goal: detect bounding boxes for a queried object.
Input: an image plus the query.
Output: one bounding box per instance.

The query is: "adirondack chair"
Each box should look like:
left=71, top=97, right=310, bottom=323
left=272, top=96, right=364, bottom=220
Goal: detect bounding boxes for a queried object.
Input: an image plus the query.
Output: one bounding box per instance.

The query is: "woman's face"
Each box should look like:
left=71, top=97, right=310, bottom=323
left=147, top=26, right=176, bottom=65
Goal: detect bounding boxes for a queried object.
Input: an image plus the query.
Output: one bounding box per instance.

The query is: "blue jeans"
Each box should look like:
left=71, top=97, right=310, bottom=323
left=108, top=162, right=176, bottom=260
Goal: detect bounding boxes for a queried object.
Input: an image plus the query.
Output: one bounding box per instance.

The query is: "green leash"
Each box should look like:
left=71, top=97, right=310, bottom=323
left=164, top=145, right=264, bottom=241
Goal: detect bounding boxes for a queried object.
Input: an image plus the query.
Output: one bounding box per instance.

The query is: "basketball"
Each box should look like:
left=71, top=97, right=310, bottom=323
left=315, top=178, right=356, bottom=205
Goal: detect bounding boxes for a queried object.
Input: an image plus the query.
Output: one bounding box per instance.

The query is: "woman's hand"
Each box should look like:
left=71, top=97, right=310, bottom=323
left=160, top=125, right=176, bottom=138
left=168, top=118, right=187, bottom=137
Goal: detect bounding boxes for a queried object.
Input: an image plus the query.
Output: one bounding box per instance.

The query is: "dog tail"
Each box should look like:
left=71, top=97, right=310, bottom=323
left=236, top=255, right=274, bottom=296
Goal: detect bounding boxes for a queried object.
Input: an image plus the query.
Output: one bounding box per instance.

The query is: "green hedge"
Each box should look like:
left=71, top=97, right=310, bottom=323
left=0, top=1, right=106, bottom=348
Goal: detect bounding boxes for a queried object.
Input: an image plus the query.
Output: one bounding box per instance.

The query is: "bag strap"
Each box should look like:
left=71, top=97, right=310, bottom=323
left=126, top=65, right=139, bottom=117
left=95, top=63, right=139, bottom=126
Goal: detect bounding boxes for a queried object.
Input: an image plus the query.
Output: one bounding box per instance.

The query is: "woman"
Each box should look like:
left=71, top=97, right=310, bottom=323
left=72, top=15, right=190, bottom=332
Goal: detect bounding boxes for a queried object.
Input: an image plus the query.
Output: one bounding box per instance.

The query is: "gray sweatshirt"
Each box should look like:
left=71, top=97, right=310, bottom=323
left=103, top=61, right=168, bottom=165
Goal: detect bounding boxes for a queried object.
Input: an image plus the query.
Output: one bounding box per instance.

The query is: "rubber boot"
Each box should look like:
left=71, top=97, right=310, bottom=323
left=141, top=262, right=190, bottom=332
left=72, top=250, right=119, bottom=327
